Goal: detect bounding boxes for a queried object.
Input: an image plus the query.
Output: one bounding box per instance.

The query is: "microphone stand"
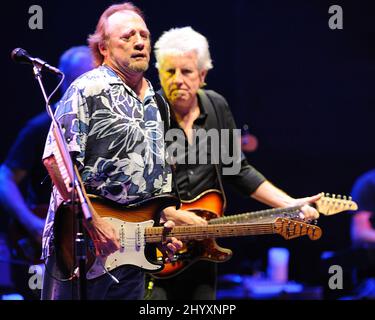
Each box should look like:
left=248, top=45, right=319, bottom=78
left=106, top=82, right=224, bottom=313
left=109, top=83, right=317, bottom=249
left=32, top=65, right=92, bottom=300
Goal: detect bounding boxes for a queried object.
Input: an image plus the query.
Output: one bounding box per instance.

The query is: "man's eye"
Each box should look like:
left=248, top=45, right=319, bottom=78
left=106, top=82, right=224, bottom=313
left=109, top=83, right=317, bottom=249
left=141, top=33, right=149, bottom=40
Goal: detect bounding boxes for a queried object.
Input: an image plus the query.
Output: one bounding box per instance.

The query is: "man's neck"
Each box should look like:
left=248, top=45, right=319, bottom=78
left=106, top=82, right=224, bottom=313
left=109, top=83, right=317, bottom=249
left=104, top=62, right=147, bottom=100
left=174, top=99, right=200, bottom=130
left=173, top=102, right=200, bottom=145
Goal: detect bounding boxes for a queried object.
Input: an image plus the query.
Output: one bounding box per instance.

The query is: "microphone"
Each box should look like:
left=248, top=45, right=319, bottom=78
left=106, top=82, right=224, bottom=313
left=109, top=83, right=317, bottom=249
left=11, top=48, right=62, bottom=75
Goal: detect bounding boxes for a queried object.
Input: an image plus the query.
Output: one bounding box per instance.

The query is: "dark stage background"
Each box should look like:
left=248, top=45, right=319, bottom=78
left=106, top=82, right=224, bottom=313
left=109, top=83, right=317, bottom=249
left=1, top=0, right=375, bottom=295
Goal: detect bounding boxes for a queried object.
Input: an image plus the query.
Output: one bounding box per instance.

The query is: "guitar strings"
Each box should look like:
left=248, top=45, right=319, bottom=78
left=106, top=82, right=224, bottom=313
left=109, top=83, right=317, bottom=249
left=144, top=222, right=319, bottom=242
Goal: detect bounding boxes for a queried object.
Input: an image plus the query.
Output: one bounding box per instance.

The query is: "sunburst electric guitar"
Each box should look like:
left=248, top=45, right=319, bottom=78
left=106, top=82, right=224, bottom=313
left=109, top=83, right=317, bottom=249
left=53, top=192, right=323, bottom=280
left=151, top=189, right=358, bottom=279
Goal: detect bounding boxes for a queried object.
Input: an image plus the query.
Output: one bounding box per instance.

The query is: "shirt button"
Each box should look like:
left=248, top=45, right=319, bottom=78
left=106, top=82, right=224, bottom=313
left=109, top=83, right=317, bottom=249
left=187, top=192, right=192, bottom=197
left=188, top=170, right=194, bottom=176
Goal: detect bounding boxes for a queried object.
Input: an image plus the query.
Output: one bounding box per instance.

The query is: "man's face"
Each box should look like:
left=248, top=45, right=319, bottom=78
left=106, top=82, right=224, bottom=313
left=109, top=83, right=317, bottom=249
left=101, top=11, right=151, bottom=73
left=158, top=51, right=207, bottom=111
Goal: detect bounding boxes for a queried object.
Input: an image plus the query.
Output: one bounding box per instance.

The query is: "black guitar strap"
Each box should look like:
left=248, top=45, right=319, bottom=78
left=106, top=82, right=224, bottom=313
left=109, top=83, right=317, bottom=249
left=154, top=92, right=170, bottom=134
left=155, top=92, right=181, bottom=209
left=197, top=89, right=227, bottom=212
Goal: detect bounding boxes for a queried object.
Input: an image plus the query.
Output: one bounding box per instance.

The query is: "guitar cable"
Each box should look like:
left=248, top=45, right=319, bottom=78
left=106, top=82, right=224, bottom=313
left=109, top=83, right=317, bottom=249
left=95, top=256, right=120, bottom=284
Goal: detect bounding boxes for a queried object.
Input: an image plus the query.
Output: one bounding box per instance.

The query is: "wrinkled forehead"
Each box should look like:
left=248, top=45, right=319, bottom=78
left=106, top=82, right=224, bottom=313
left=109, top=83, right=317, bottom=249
left=160, top=50, right=199, bottom=66
left=106, top=10, right=148, bottom=35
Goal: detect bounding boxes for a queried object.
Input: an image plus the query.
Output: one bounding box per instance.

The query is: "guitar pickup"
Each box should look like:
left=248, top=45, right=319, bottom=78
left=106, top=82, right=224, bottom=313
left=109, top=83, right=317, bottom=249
left=119, top=225, right=126, bottom=249
left=135, top=224, right=142, bottom=251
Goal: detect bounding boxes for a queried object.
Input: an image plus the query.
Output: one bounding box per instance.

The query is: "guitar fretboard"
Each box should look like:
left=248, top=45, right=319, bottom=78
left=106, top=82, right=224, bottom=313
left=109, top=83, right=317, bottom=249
left=209, top=206, right=302, bottom=224
left=145, top=217, right=321, bottom=242
left=144, top=221, right=276, bottom=243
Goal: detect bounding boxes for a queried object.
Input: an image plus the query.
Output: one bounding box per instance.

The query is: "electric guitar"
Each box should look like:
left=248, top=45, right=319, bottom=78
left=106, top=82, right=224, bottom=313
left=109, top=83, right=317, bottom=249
left=53, top=193, right=321, bottom=280
left=151, top=189, right=358, bottom=279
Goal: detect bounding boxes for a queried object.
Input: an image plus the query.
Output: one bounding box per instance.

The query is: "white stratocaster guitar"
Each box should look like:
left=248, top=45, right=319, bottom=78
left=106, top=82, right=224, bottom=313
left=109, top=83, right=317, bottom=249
left=53, top=194, right=322, bottom=280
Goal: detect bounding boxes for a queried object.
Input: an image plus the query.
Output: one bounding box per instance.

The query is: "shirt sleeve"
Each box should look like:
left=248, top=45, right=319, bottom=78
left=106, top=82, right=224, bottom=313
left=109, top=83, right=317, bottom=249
left=42, top=85, right=89, bottom=169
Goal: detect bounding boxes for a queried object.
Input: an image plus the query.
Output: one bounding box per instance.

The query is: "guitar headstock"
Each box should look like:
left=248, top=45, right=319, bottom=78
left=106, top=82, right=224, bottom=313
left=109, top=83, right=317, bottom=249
left=315, top=193, right=358, bottom=216
left=274, top=218, right=322, bottom=241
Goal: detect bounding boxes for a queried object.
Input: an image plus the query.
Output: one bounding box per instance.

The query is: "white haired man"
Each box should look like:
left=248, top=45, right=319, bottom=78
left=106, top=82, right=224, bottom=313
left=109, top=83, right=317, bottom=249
left=150, top=26, right=321, bottom=300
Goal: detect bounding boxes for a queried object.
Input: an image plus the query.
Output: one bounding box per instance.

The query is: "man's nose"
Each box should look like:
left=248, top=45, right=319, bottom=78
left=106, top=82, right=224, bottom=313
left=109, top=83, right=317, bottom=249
left=134, top=34, right=145, bottom=50
left=172, top=70, right=183, bottom=84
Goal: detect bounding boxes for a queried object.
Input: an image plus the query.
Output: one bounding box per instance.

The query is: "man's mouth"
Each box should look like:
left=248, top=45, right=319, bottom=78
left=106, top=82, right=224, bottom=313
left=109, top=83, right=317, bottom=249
left=131, top=53, right=146, bottom=59
left=171, top=88, right=186, bottom=93
left=171, top=89, right=187, bottom=98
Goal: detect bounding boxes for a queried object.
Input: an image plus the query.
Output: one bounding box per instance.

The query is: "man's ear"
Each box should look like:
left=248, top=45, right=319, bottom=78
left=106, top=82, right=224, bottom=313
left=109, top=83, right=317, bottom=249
left=199, top=69, right=208, bottom=87
left=98, top=41, right=107, bottom=58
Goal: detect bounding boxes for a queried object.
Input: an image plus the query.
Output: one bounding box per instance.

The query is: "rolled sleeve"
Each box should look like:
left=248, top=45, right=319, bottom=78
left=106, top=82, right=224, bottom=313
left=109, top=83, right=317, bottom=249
left=223, top=158, right=266, bottom=196
left=42, top=85, right=89, bottom=169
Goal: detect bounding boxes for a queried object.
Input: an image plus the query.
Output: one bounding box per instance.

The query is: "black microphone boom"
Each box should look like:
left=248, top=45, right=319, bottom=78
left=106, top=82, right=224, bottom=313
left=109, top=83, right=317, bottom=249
left=11, top=48, right=62, bottom=75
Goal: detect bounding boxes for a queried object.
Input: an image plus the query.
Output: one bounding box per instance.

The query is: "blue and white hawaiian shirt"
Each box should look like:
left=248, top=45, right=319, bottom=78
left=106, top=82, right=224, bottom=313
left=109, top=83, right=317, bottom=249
left=41, top=65, right=171, bottom=258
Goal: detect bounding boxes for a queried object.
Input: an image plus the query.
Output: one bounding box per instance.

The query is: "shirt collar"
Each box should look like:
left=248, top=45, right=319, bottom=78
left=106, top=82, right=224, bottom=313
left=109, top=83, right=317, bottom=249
left=100, top=65, right=155, bottom=104
left=160, top=89, right=208, bottom=128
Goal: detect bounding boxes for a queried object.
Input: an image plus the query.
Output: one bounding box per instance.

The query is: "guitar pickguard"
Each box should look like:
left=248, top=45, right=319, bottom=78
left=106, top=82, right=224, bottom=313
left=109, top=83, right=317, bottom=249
left=87, top=218, right=162, bottom=280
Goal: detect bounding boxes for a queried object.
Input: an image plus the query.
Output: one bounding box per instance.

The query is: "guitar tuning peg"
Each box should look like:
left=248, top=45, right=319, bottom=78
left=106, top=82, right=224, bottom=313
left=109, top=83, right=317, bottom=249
left=325, top=193, right=330, bottom=197
left=349, top=196, right=352, bottom=201
left=343, top=195, right=347, bottom=200
left=332, top=194, right=336, bottom=199
left=337, top=195, right=341, bottom=199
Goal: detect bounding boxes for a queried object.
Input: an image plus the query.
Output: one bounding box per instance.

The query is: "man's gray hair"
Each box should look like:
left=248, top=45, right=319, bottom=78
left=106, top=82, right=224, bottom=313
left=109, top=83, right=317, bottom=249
left=154, top=26, right=213, bottom=71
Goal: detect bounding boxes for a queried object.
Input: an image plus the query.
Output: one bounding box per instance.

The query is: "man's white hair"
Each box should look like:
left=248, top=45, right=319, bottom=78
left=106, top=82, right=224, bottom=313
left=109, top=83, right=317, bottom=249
left=154, top=26, right=213, bottom=71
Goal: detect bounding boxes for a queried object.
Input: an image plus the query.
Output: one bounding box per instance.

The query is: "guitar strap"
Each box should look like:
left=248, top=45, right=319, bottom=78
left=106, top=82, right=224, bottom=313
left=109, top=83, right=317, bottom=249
left=197, top=89, right=227, bottom=212
left=155, top=92, right=181, bottom=209
left=154, top=92, right=170, bottom=134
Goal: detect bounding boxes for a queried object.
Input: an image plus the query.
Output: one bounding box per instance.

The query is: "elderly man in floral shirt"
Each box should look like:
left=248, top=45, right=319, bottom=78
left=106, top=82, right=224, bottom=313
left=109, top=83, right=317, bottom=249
left=41, top=2, right=181, bottom=300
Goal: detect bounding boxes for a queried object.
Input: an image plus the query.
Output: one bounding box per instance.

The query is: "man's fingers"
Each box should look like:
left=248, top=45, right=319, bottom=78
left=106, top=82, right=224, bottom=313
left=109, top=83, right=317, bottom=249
left=306, top=193, right=323, bottom=204
left=169, top=237, right=183, bottom=250
left=300, top=204, right=320, bottom=220
left=159, top=221, right=183, bottom=262
left=197, top=217, right=208, bottom=226
left=165, top=239, right=182, bottom=254
left=94, top=238, right=120, bottom=257
left=159, top=237, right=183, bottom=263
left=163, top=220, right=175, bottom=230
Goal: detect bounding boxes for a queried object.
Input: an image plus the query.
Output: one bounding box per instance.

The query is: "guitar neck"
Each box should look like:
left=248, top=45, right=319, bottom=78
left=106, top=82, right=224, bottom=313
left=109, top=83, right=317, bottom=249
left=209, top=206, right=302, bottom=224
left=145, top=221, right=276, bottom=243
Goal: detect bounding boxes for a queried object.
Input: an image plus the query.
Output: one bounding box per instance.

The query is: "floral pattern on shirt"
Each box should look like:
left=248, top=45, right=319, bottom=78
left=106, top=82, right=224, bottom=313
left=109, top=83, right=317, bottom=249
left=41, top=66, right=171, bottom=258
